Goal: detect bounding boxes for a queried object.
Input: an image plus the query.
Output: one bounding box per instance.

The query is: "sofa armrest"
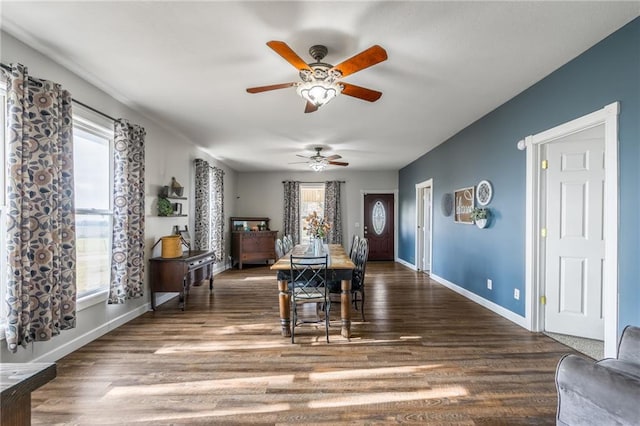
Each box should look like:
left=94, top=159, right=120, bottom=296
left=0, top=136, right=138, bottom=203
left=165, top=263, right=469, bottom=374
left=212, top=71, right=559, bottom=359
left=618, top=325, right=640, bottom=364
left=556, top=354, right=640, bottom=425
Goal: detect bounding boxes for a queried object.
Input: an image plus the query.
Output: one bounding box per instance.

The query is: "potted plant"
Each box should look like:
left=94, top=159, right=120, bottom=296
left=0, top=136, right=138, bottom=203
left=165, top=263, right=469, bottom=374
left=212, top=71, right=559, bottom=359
left=470, top=207, right=490, bottom=229
left=157, top=197, right=173, bottom=216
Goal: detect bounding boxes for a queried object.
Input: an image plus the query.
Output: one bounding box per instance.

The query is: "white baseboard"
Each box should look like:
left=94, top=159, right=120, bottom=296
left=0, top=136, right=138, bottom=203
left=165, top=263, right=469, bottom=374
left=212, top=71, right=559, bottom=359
left=395, top=257, right=417, bottom=270
left=33, top=303, right=150, bottom=363
left=212, top=263, right=228, bottom=276
left=430, top=273, right=527, bottom=329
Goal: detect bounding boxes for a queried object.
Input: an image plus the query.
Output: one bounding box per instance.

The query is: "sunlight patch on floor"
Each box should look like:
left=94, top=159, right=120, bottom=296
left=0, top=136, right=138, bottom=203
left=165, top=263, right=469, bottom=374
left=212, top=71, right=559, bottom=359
left=243, top=275, right=276, bottom=281
left=104, top=387, right=467, bottom=422
left=214, top=323, right=278, bottom=334
left=125, top=403, right=292, bottom=422
left=307, top=386, right=468, bottom=408
left=105, top=374, right=296, bottom=397
left=155, top=340, right=289, bottom=353
left=309, top=364, right=442, bottom=381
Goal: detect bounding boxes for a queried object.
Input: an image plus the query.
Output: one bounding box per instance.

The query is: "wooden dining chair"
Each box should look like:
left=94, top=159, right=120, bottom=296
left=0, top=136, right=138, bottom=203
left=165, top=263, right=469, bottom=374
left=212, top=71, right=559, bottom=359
left=289, top=254, right=330, bottom=343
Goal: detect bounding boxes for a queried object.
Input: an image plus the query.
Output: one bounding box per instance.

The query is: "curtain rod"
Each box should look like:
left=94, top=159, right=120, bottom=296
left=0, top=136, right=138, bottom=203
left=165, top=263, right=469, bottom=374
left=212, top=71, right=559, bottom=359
left=283, top=181, right=345, bottom=184
left=1, top=62, right=117, bottom=123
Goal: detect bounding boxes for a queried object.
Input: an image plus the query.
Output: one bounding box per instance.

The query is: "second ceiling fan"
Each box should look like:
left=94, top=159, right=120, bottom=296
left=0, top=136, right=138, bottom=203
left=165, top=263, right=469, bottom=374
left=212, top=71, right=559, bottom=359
left=246, top=41, right=387, bottom=113
left=290, top=147, right=349, bottom=171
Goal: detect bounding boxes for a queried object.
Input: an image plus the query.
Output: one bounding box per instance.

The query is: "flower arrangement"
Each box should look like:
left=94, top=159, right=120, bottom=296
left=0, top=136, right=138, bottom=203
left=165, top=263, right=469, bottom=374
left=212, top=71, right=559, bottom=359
left=303, top=211, right=331, bottom=239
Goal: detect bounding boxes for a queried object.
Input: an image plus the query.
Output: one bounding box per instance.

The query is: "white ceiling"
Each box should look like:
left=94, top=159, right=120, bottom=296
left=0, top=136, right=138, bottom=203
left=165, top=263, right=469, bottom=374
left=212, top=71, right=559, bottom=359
left=2, top=1, right=638, bottom=172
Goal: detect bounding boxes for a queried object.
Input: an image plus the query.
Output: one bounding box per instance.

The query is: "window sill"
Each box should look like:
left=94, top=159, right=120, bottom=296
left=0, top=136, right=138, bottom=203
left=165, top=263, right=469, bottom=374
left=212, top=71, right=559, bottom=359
left=77, top=290, right=109, bottom=312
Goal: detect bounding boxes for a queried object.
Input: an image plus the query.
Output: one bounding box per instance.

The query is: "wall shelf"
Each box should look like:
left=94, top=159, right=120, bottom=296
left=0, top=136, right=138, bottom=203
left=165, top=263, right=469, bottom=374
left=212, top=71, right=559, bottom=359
left=157, top=194, right=187, bottom=217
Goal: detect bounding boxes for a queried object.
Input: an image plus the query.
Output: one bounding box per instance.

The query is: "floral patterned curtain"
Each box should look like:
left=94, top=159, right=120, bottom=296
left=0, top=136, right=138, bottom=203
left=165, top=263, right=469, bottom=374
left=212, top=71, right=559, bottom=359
left=211, top=167, right=224, bottom=261
left=283, top=181, right=300, bottom=244
left=194, top=159, right=224, bottom=262
left=109, top=119, right=145, bottom=304
left=3, top=63, right=77, bottom=352
left=324, top=180, right=343, bottom=244
left=194, top=159, right=210, bottom=250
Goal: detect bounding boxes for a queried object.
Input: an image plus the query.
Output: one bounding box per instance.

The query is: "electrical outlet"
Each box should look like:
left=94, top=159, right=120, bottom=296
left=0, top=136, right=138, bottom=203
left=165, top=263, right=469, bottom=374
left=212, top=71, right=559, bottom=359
left=487, top=279, right=492, bottom=290
left=514, top=288, right=520, bottom=300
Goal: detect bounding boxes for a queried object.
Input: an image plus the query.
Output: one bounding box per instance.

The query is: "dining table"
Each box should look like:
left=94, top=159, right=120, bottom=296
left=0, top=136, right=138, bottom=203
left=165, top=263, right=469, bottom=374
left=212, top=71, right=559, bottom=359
left=270, top=243, right=356, bottom=338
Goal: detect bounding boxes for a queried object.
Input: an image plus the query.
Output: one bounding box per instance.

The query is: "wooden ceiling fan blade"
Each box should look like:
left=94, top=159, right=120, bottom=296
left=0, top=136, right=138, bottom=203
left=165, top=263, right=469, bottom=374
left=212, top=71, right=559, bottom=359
left=325, top=154, right=342, bottom=161
left=246, top=82, right=296, bottom=93
left=331, top=45, right=387, bottom=78
left=304, top=102, right=318, bottom=113
left=328, top=161, right=349, bottom=166
left=267, top=41, right=312, bottom=71
left=341, top=83, right=382, bottom=102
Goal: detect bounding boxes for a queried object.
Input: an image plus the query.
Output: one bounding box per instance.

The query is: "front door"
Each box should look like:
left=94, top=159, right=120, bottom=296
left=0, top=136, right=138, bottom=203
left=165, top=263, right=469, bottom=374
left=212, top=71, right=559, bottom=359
left=364, top=193, right=394, bottom=260
left=543, top=124, right=605, bottom=340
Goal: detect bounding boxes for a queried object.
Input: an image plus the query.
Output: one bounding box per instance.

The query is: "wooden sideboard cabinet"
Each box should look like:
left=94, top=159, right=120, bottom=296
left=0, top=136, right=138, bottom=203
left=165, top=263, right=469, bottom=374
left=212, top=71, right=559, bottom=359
left=149, top=250, right=216, bottom=310
left=230, top=217, right=277, bottom=269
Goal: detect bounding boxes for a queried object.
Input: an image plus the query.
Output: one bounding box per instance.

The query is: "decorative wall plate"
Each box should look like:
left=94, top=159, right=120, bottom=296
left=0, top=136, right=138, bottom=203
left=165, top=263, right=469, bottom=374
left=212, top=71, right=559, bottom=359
left=476, top=180, right=493, bottom=206
left=441, top=193, right=453, bottom=217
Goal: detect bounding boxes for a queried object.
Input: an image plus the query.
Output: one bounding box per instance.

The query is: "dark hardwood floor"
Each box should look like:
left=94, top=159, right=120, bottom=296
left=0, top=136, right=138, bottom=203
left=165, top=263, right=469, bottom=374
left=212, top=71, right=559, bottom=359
left=31, top=262, right=577, bottom=425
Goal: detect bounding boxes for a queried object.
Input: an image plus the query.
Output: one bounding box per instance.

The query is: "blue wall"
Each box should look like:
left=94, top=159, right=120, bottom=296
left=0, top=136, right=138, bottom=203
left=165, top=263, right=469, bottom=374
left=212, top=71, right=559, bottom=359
left=399, top=18, right=639, bottom=327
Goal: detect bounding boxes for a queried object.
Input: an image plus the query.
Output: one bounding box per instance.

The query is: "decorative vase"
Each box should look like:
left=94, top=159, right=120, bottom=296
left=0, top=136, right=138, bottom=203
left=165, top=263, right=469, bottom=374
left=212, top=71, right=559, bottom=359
left=475, top=218, right=488, bottom=229
left=314, top=237, right=323, bottom=255
left=171, top=177, right=184, bottom=197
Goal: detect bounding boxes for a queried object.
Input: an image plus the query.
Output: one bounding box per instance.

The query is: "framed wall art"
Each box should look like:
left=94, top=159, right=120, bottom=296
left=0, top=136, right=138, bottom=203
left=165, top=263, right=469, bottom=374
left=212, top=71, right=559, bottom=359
left=454, top=186, right=475, bottom=224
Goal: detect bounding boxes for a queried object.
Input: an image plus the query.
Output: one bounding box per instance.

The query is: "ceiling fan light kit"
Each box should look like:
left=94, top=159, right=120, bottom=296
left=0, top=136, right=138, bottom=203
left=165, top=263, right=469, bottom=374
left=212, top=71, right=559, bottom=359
left=296, top=81, right=342, bottom=109
left=291, top=147, right=349, bottom=172
left=309, top=160, right=328, bottom=172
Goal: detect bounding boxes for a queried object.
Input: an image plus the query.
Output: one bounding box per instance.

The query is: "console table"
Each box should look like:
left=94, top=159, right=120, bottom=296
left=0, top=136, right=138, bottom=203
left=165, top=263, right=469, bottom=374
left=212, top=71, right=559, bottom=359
left=1, top=363, right=56, bottom=425
left=149, top=250, right=216, bottom=310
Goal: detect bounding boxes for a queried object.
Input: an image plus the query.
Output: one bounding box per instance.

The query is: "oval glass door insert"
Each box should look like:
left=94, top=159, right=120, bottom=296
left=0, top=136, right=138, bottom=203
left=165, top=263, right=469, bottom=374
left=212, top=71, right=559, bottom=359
left=372, top=201, right=386, bottom=235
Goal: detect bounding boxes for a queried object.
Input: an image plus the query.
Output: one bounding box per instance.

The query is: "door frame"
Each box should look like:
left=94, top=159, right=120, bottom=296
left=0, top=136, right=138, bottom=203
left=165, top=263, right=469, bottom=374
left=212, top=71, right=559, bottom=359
left=523, top=101, right=619, bottom=357
left=360, top=190, right=398, bottom=261
left=415, top=179, right=433, bottom=272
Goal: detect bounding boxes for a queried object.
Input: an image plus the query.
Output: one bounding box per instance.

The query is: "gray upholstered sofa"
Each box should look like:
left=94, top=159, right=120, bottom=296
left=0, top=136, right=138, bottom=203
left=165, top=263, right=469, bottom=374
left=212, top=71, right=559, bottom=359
left=555, top=325, right=640, bottom=425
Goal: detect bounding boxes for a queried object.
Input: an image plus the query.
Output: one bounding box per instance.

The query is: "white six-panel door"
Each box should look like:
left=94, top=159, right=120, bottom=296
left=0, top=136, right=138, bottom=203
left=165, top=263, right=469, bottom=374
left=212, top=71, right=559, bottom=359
left=543, top=124, right=605, bottom=340
left=423, top=187, right=431, bottom=272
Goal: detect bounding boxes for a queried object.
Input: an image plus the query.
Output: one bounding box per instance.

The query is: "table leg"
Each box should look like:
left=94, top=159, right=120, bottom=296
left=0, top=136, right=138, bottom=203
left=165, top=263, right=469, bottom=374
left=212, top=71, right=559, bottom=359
left=341, top=279, right=352, bottom=338
left=278, top=279, right=291, bottom=337
left=151, top=290, right=157, bottom=311
left=180, top=277, right=189, bottom=311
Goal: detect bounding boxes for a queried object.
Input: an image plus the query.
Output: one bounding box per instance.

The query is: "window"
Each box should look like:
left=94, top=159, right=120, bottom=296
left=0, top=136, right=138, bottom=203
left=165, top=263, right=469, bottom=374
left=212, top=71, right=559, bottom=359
left=72, top=108, right=114, bottom=305
left=299, top=183, right=325, bottom=244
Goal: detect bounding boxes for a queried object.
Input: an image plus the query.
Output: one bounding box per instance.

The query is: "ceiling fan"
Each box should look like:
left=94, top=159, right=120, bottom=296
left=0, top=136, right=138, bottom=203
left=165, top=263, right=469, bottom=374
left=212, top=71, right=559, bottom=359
left=246, top=41, right=387, bottom=113
left=290, top=147, right=349, bottom=171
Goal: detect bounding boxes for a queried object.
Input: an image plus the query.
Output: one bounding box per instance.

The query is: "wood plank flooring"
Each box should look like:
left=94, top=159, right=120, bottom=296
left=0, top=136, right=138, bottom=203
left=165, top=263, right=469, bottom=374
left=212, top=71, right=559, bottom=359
left=31, top=262, right=579, bottom=425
